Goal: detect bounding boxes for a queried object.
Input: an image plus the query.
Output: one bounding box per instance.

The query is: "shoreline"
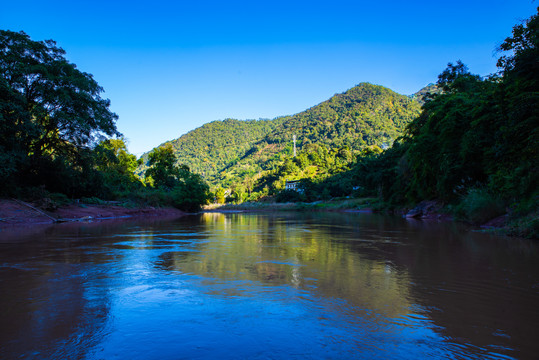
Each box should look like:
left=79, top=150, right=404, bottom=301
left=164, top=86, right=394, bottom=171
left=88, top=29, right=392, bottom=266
left=203, top=198, right=378, bottom=213
left=0, top=199, right=185, bottom=229
left=1, top=198, right=529, bottom=239
left=203, top=200, right=526, bottom=237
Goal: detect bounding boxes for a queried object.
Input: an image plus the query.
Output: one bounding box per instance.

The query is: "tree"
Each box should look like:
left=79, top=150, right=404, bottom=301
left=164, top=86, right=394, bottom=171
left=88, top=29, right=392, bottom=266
left=145, top=144, right=180, bottom=189
left=170, top=172, right=211, bottom=211
left=0, top=30, right=119, bottom=193
left=403, top=62, right=496, bottom=201
left=93, top=138, right=142, bottom=194
left=95, top=139, right=140, bottom=174
left=0, top=30, right=119, bottom=153
left=436, top=60, right=482, bottom=94
left=0, top=76, right=33, bottom=190
left=493, top=8, right=539, bottom=197
left=497, top=8, right=539, bottom=82
left=144, top=144, right=211, bottom=210
left=214, top=187, right=226, bottom=204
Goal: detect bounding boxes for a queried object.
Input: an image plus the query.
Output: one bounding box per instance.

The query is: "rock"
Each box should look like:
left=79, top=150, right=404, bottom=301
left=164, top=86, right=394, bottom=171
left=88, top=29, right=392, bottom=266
left=405, top=200, right=442, bottom=219
left=405, top=207, right=423, bottom=218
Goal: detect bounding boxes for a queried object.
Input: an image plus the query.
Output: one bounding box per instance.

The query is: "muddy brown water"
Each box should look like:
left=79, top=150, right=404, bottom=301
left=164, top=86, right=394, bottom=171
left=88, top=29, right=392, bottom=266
left=0, top=212, right=537, bottom=359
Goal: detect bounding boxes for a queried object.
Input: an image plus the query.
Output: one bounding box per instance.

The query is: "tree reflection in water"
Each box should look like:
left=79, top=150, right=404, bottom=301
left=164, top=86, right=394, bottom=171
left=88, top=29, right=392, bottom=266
left=0, top=212, right=537, bottom=359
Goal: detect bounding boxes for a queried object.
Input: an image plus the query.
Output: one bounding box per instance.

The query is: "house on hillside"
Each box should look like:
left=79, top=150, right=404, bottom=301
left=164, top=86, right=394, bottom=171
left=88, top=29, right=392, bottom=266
left=285, top=180, right=302, bottom=192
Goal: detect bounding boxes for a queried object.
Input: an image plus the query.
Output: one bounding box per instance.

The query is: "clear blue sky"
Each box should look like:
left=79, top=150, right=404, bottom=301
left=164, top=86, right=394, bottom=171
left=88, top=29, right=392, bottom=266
left=2, top=1, right=536, bottom=155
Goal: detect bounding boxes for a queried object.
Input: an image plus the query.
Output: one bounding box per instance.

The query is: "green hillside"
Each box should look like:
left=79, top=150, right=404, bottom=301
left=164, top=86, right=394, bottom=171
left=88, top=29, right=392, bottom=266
left=139, top=118, right=283, bottom=183
left=217, top=83, right=422, bottom=191
left=265, top=83, right=421, bottom=149
left=140, top=83, right=422, bottom=192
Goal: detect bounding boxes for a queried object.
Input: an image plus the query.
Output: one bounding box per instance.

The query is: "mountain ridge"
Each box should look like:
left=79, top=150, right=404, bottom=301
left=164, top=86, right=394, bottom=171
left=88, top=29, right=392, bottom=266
left=140, top=82, right=424, bottom=188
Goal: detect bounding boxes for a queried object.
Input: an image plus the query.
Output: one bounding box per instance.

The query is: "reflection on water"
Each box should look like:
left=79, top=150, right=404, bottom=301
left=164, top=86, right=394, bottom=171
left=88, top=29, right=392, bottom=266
left=157, top=213, right=412, bottom=320
left=0, top=212, right=538, bottom=359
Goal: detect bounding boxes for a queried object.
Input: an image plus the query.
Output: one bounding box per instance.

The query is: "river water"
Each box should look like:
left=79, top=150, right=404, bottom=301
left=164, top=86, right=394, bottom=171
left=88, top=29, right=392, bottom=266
left=0, top=212, right=537, bottom=359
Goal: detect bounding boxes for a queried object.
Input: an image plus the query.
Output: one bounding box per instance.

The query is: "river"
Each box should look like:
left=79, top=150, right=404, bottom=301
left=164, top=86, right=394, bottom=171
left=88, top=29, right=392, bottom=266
left=0, top=212, right=537, bottom=359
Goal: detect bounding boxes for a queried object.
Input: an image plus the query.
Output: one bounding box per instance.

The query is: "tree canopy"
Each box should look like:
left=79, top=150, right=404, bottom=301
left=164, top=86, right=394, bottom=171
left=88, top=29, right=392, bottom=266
left=0, top=30, right=119, bottom=150
left=327, top=8, right=538, bottom=236
left=145, top=144, right=183, bottom=189
left=145, top=144, right=211, bottom=211
left=0, top=30, right=119, bottom=193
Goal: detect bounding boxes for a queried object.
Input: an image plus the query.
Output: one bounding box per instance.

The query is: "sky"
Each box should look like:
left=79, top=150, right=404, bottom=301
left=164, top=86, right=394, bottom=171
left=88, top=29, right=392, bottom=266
left=2, top=1, right=537, bottom=156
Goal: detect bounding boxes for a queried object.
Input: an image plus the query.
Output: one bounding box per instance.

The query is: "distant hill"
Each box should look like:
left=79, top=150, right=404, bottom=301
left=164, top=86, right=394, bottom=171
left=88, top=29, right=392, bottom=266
left=138, top=118, right=283, bottom=183
left=140, top=83, right=422, bottom=189
left=410, top=83, right=440, bottom=106
left=217, top=83, right=422, bottom=188
left=265, top=82, right=421, bottom=149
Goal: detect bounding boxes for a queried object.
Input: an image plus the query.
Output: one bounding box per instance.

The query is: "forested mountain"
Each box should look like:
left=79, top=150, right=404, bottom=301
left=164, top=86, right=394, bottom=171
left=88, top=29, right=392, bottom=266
left=139, top=118, right=284, bottom=183
left=264, top=83, right=421, bottom=149
left=409, top=83, right=439, bottom=106
left=142, top=83, right=422, bottom=190
left=217, top=83, right=421, bottom=190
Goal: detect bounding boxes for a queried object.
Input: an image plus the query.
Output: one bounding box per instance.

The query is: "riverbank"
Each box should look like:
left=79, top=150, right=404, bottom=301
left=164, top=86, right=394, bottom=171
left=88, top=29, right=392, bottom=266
left=204, top=198, right=537, bottom=239
left=204, top=198, right=452, bottom=219
left=0, top=199, right=185, bottom=228
left=2, top=197, right=534, bottom=239
left=203, top=198, right=376, bottom=213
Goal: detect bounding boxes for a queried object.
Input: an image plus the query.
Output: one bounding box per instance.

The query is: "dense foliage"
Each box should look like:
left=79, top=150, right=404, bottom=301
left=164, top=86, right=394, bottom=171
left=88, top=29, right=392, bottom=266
left=212, top=8, right=538, bottom=237
left=265, top=83, right=421, bottom=148
left=93, top=138, right=142, bottom=194
left=144, top=144, right=212, bottom=212
left=335, top=9, right=538, bottom=236
left=139, top=118, right=283, bottom=184
left=0, top=30, right=119, bottom=196
left=220, top=84, right=421, bottom=200
left=143, top=83, right=422, bottom=198
left=0, top=30, right=210, bottom=211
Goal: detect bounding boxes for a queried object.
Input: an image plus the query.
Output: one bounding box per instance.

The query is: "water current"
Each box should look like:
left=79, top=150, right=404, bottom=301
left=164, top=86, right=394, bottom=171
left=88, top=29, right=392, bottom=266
left=0, top=212, right=538, bottom=359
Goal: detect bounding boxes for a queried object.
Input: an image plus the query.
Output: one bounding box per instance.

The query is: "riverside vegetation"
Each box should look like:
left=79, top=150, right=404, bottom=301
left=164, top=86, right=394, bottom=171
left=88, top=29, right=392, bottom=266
left=1, top=8, right=537, bottom=236
left=0, top=30, right=211, bottom=212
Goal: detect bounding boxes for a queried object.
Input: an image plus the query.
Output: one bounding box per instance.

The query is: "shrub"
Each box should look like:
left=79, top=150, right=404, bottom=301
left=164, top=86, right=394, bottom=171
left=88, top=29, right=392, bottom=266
left=80, top=197, right=107, bottom=205
left=48, top=193, right=71, bottom=207
left=454, top=188, right=506, bottom=224
left=275, top=189, right=303, bottom=203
